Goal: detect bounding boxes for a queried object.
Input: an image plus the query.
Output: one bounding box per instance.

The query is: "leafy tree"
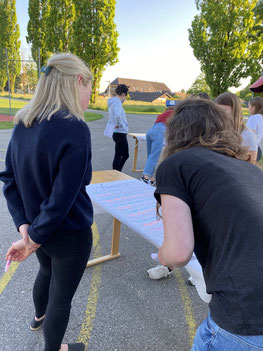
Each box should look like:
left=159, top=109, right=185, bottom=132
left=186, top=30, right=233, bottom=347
left=253, top=0, right=263, bottom=36
left=46, top=0, right=75, bottom=52
left=187, top=73, right=211, bottom=96
left=249, top=0, right=263, bottom=81
left=0, top=0, right=21, bottom=93
left=27, top=0, right=51, bottom=69
left=70, top=0, right=119, bottom=102
left=188, top=0, right=263, bottom=97
left=236, top=85, right=253, bottom=101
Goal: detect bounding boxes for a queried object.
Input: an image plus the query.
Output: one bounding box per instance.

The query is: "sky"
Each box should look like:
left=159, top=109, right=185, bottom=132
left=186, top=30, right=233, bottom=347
left=16, top=0, right=204, bottom=93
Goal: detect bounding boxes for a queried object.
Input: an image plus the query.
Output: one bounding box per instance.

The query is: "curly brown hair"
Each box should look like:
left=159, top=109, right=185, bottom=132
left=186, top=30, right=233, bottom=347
left=162, top=99, right=249, bottom=161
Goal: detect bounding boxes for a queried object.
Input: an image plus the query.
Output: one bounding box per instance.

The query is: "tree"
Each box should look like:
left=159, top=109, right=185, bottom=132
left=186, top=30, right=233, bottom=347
left=70, top=0, right=119, bottom=102
left=236, top=85, right=253, bottom=101
left=46, top=0, right=75, bottom=52
left=249, top=0, right=263, bottom=81
left=0, top=0, right=21, bottom=92
left=27, top=0, right=51, bottom=69
left=187, top=73, right=211, bottom=95
left=188, top=0, right=263, bottom=97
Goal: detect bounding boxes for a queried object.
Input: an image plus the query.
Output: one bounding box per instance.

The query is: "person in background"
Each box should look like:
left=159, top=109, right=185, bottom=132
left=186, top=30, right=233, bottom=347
left=140, top=107, right=174, bottom=185
left=247, top=96, right=263, bottom=161
left=107, top=84, right=129, bottom=171
left=0, top=53, right=93, bottom=351
left=215, top=92, right=258, bottom=164
left=198, top=92, right=210, bottom=100
left=155, top=99, right=263, bottom=350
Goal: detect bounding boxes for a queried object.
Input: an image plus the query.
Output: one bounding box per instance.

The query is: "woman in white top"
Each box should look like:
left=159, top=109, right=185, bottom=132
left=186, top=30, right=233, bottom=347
left=215, top=92, right=258, bottom=164
left=247, top=96, right=263, bottom=161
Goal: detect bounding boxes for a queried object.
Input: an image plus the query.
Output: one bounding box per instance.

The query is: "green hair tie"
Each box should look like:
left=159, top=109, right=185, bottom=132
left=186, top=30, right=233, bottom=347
left=41, top=65, right=53, bottom=76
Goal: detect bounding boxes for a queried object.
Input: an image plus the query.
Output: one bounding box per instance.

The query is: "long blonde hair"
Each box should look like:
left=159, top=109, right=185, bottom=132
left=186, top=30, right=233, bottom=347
left=14, top=53, right=93, bottom=127
left=214, top=92, right=244, bottom=134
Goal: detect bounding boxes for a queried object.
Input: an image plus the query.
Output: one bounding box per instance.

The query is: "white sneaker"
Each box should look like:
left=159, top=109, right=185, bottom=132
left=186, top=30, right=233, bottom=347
left=188, top=276, right=196, bottom=286
left=147, top=265, right=171, bottom=280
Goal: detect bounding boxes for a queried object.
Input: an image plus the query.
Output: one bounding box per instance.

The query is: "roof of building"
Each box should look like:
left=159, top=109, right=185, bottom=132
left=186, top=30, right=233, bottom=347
left=128, top=91, right=172, bottom=102
left=108, top=78, right=171, bottom=93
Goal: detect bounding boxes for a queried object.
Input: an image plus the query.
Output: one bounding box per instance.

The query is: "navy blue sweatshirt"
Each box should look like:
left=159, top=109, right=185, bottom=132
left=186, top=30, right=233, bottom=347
left=0, top=110, right=93, bottom=245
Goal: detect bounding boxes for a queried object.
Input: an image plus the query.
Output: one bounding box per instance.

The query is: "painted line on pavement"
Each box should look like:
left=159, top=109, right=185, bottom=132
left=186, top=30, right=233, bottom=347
left=0, top=159, right=5, bottom=162
left=175, top=269, right=197, bottom=347
left=0, top=261, right=20, bottom=295
left=0, top=149, right=6, bottom=151
left=78, top=222, right=102, bottom=350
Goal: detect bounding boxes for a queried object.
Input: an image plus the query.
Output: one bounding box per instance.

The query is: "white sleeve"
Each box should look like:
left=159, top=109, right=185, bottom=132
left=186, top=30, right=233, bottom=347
left=246, top=116, right=257, bottom=131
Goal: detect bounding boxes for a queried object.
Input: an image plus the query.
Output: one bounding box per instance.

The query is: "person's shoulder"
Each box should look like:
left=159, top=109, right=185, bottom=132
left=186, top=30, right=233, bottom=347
left=43, top=110, right=90, bottom=146
left=248, top=114, right=262, bottom=122
left=164, top=148, right=212, bottom=162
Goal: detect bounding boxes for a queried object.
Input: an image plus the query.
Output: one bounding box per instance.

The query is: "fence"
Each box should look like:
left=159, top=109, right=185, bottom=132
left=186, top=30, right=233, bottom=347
left=0, top=47, right=40, bottom=115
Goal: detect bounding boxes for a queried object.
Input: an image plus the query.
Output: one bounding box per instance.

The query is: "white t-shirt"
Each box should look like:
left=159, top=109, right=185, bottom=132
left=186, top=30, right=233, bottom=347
left=241, top=127, right=258, bottom=151
left=246, top=114, right=263, bottom=145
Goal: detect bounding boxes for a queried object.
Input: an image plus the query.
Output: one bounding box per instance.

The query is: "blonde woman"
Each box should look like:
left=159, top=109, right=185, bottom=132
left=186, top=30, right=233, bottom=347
left=215, top=92, right=258, bottom=164
left=0, top=53, right=93, bottom=351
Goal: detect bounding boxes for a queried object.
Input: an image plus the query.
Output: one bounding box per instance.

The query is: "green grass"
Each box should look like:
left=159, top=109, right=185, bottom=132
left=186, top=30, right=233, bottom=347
left=0, top=92, right=33, bottom=100
left=84, top=112, right=103, bottom=122
left=0, top=98, right=28, bottom=115
left=0, top=121, right=14, bottom=129
left=0, top=112, right=102, bottom=130
left=89, top=99, right=166, bottom=114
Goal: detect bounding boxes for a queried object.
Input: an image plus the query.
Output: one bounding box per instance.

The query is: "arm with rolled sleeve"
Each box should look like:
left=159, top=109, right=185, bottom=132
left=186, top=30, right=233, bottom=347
left=28, top=145, right=92, bottom=245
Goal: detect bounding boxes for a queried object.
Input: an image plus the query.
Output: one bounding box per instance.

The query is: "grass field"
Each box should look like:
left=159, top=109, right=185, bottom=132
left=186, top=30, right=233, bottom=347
left=0, top=112, right=103, bottom=129
left=0, top=92, right=32, bottom=100
left=0, top=121, right=14, bottom=129
left=0, top=98, right=28, bottom=115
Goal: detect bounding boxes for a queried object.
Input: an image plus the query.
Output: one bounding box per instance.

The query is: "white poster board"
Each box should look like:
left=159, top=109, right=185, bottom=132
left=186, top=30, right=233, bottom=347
left=86, top=178, right=211, bottom=303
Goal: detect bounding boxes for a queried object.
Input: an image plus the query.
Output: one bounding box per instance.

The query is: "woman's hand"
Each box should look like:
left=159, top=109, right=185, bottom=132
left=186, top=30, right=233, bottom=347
left=18, top=224, right=30, bottom=244
left=5, top=237, right=41, bottom=262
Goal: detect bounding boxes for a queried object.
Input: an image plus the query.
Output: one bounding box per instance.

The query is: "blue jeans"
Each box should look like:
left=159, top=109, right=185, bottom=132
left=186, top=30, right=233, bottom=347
left=191, top=313, right=263, bottom=350
left=143, top=123, right=166, bottom=177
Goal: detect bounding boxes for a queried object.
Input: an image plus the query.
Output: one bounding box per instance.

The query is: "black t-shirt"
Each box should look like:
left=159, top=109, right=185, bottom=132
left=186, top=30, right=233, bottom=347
left=154, top=147, right=263, bottom=335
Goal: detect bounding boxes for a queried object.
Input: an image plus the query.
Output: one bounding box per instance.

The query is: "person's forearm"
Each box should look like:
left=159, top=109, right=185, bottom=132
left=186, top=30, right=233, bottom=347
left=158, top=244, right=192, bottom=267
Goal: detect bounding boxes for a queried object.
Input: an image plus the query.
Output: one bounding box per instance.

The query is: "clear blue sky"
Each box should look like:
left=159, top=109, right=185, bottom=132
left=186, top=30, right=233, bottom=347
left=16, top=0, right=203, bottom=92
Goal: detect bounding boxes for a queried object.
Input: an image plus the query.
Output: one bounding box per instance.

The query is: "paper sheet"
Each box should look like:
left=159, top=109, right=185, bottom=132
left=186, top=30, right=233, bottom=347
left=86, top=179, right=211, bottom=303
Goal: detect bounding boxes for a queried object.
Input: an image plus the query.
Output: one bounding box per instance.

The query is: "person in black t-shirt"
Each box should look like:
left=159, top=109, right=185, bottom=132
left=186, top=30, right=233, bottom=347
left=154, top=99, right=263, bottom=350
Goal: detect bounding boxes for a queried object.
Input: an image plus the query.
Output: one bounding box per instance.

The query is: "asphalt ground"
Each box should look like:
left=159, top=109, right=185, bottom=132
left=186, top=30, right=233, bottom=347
left=0, top=111, right=208, bottom=351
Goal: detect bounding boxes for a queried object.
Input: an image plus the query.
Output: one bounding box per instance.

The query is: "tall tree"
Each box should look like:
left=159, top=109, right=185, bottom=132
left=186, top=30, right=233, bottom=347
left=188, top=0, right=263, bottom=97
left=27, top=0, right=51, bottom=69
left=0, top=0, right=21, bottom=92
left=70, top=0, right=119, bottom=102
left=46, top=0, right=75, bottom=52
left=250, top=0, right=263, bottom=81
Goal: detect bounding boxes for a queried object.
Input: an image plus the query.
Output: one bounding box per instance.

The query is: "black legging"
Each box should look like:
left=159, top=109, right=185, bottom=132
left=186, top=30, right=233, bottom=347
left=33, top=228, right=92, bottom=351
left=257, top=146, right=262, bottom=161
left=112, top=132, right=129, bottom=171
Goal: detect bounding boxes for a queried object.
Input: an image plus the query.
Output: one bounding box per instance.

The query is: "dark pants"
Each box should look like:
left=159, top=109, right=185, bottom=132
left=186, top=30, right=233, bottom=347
left=33, top=228, right=93, bottom=351
left=257, top=146, right=262, bottom=161
left=112, top=132, right=129, bottom=171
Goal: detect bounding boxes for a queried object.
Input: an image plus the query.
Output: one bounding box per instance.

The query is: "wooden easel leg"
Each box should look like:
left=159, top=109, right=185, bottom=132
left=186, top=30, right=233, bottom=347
left=111, top=218, right=121, bottom=255
left=86, top=217, right=121, bottom=267
left=132, top=138, right=139, bottom=172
